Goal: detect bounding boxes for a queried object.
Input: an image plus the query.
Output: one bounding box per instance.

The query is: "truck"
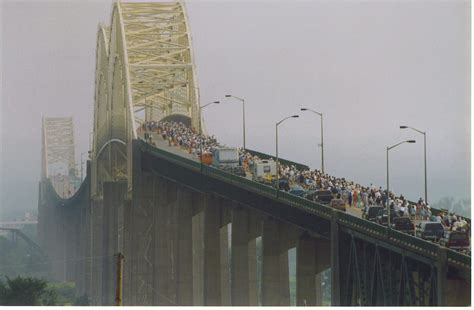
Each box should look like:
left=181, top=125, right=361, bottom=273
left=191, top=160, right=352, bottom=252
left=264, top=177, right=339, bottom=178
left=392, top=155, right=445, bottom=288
left=212, top=147, right=246, bottom=176
left=251, top=159, right=276, bottom=183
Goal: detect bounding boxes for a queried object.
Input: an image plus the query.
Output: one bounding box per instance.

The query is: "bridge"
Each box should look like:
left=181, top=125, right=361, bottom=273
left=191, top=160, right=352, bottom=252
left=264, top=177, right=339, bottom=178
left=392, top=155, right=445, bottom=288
left=37, top=1, right=470, bottom=306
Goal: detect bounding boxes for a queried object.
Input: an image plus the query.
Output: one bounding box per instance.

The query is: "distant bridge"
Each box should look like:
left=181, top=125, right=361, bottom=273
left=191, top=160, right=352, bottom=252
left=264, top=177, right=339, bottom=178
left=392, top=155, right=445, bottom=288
left=0, top=221, right=38, bottom=230
left=0, top=227, right=47, bottom=261
left=38, top=1, right=470, bottom=307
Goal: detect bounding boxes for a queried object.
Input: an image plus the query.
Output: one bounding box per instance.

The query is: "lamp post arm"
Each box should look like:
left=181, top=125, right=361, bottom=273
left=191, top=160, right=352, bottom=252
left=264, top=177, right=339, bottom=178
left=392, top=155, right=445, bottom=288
left=407, top=126, right=425, bottom=135
left=228, top=95, right=244, bottom=102
left=277, top=116, right=294, bottom=126
left=201, top=102, right=215, bottom=109
left=388, top=141, right=407, bottom=150
left=306, top=108, right=322, bottom=116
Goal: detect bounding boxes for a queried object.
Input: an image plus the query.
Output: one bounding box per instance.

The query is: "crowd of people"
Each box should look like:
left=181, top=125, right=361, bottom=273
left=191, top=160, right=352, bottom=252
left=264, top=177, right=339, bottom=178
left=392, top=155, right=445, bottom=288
left=139, top=120, right=469, bottom=233
left=139, top=120, right=220, bottom=155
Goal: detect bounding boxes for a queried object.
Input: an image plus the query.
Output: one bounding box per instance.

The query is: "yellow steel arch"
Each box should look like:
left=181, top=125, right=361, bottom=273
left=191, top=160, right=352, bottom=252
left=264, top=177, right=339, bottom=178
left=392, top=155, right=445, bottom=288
left=92, top=1, right=201, bottom=197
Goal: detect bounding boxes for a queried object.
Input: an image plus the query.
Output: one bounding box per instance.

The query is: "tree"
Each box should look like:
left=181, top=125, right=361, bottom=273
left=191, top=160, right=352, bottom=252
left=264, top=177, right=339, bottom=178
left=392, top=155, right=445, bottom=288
left=74, top=294, right=90, bottom=306
left=0, top=276, right=57, bottom=306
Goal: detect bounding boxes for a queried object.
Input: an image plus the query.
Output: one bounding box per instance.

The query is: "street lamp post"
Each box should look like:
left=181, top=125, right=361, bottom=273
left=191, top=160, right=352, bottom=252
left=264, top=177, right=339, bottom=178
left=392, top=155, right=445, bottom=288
left=199, top=101, right=220, bottom=169
left=386, top=140, right=416, bottom=227
left=400, top=125, right=428, bottom=204
left=225, top=94, right=246, bottom=150
left=276, top=115, right=299, bottom=196
left=301, top=108, right=324, bottom=174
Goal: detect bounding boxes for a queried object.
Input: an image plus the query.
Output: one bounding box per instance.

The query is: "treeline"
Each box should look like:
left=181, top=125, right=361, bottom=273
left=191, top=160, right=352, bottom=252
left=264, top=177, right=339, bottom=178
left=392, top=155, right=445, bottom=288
left=0, top=276, right=89, bottom=306
left=431, top=197, right=471, bottom=218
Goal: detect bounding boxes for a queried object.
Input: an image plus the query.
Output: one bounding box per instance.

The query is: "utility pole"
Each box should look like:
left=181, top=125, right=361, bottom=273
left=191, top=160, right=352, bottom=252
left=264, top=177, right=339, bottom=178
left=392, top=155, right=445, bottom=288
left=115, top=252, right=124, bottom=306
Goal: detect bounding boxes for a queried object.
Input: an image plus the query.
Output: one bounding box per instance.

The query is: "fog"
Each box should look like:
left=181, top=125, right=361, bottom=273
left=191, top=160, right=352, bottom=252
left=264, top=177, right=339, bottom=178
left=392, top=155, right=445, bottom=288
left=0, top=0, right=470, bottom=217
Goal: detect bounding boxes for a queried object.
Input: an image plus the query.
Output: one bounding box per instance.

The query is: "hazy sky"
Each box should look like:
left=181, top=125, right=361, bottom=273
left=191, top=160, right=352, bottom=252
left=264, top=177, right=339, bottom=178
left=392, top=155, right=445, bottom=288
left=0, top=0, right=470, bottom=215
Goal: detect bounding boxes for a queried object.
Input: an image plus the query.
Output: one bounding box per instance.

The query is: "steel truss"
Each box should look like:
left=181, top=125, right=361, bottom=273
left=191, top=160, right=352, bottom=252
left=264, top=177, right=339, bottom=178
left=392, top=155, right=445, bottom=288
left=339, top=232, right=438, bottom=306
left=91, top=1, right=200, bottom=197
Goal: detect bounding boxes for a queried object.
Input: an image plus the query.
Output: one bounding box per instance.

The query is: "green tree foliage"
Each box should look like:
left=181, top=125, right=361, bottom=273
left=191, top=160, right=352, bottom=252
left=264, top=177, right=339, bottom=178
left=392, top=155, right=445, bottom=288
left=48, top=282, right=75, bottom=305
left=74, top=294, right=91, bottom=306
left=0, top=276, right=57, bottom=306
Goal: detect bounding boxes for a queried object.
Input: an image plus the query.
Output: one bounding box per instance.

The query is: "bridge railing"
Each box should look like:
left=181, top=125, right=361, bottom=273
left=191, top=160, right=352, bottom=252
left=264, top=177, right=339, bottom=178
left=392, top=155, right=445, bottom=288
left=447, top=250, right=471, bottom=270
left=244, top=148, right=310, bottom=171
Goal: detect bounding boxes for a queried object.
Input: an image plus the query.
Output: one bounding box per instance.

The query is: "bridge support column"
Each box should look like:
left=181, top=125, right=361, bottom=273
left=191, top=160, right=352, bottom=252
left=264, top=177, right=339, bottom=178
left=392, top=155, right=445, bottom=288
left=296, top=233, right=317, bottom=306
left=90, top=200, right=104, bottom=305
left=84, top=202, right=93, bottom=302
left=203, top=195, right=221, bottom=305
left=132, top=173, right=155, bottom=306
left=445, top=277, right=471, bottom=306
left=248, top=238, right=258, bottom=305
left=436, top=247, right=471, bottom=306
left=331, top=214, right=341, bottom=306
left=220, top=224, right=231, bottom=305
left=75, top=204, right=88, bottom=297
left=101, top=181, right=127, bottom=306
left=176, top=186, right=193, bottom=305
left=295, top=234, right=329, bottom=306
left=231, top=206, right=249, bottom=306
left=192, top=206, right=204, bottom=306
left=123, top=199, right=133, bottom=306
left=248, top=212, right=262, bottom=306
left=152, top=177, right=173, bottom=305
left=261, top=219, right=290, bottom=306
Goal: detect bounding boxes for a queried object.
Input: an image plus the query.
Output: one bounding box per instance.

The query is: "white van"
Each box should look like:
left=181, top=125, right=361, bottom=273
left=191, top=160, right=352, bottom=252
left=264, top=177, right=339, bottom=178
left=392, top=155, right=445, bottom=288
left=251, top=159, right=276, bottom=182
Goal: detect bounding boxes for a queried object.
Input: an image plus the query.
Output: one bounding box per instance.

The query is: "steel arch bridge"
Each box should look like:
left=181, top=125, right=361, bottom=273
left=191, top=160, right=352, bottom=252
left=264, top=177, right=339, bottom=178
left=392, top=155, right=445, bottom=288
left=37, top=1, right=471, bottom=307
left=91, top=1, right=200, bottom=198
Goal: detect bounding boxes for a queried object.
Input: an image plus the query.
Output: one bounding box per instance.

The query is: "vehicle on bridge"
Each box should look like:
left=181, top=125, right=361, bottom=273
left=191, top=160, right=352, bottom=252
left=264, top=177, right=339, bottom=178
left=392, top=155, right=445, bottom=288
left=306, top=189, right=333, bottom=204
left=416, top=221, right=445, bottom=242
left=251, top=159, right=276, bottom=183
left=363, top=206, right=384, bottom=222
left=391, top=217, right=416, bottom=235
left=274, top=179, right=290, bottom=191
left=440, top=230, right=470, bottom=252
left=212, top=147, right=246, bottom=176
left=289, top=185, right=306, bottom=197
left=329, top=196, right=346, bottom=212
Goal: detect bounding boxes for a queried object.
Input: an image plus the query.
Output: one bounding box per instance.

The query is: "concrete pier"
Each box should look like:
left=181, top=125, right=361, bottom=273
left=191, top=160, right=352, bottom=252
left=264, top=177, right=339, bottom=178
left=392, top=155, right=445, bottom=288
left=231, top=206, right=249, bottom=306
left=203, top=195, right=222, bottom=305
left=176, top=186, right=194, bottom=305
left=101, top=181, right=127, bottom=305
left=261, top=219, right=290, bottom=306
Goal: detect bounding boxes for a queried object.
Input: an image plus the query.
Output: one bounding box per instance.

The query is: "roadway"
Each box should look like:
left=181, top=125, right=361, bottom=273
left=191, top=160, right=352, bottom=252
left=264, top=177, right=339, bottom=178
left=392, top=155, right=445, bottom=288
left=145, top=131, right=365, bottom=216
left=143, top=131, right=464, bottom=239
